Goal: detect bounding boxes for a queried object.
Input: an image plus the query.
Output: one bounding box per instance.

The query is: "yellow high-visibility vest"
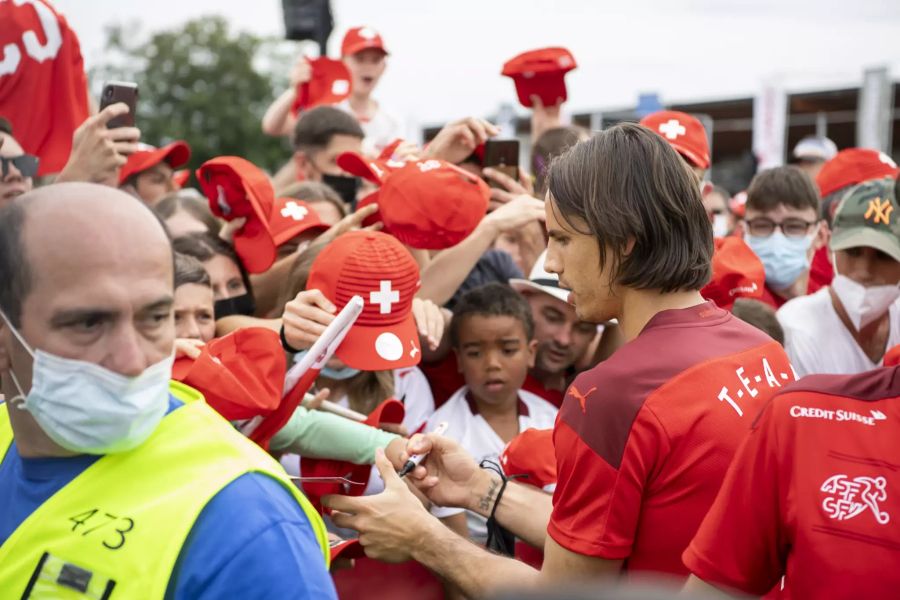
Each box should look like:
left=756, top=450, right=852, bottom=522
left=0, top=381, right=329, bottom=598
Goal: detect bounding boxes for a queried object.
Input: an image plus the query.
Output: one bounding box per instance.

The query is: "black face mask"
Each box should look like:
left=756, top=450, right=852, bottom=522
left=214, top=293, right=256, bottom=319
left=322, top=173, right=361, bottom=209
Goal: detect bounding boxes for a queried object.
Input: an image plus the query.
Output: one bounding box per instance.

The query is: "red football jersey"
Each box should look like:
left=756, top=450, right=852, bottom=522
left=0, top=0, right=89, bottom=174
left=548, top=302, right=794, bottom=579
left=684, top=367, right=900, bottom=599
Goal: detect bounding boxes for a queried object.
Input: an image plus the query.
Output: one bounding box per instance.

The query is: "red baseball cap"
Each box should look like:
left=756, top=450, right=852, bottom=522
left=815, top=148, right=899, bottom=197
left=290, top=57, right=353, bottom=116
left=300, top=398, right=405, bottom=511
left=336, top=150, right=408, bottom=184
left=269, top=197, right=329, bottom=247
left=119, top=140, right=190, bottom=184
left=341, top=26, right=388, bottom=57
left=307, top=231, right=421, bottom=370
left=640, top=110, right=710, bottom=170
left=171, top=328, right=285, bottom=421
left=501, top=47, right=576, bottom=109
left=500, top=428, right=556, bottom=490
left=701, top=237, right=765, bottom=311
left=365, top=159, right=490, bottom=250
left=196, top=156, right=277, bottom=274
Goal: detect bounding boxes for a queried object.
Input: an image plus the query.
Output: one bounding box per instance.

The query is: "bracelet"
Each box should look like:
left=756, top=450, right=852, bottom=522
left=479, top=459, right=517, bottom=555
left=279, top=324, right=303, bottom=354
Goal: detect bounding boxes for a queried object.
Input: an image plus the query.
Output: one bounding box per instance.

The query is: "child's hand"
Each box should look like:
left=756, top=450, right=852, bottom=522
left=411, top=297, right=444, bottom=351
left=282, top=289, right=336, bottom=350
left=174, top=338, right=205, bottom=360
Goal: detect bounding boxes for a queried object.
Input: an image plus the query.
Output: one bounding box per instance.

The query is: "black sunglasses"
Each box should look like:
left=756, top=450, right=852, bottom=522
left=1, top=154, right=39, bottom=179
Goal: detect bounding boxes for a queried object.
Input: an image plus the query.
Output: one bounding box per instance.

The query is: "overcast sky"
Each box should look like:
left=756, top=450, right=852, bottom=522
left=56, top=0, right=900, bottom=130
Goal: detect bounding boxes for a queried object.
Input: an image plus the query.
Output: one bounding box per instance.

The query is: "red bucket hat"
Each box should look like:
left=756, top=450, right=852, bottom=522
left=290, top=57, right=353, bottom=116
left=119, top=140, right=190, bottom=184
left=269, top=197, right=329, bottom=247
left=307, top=231, right=421, bottom=370
left=501, top=47, right=576, bottom=109
left=300, top=399, right=405, bottom=512
left=171, top=328, right=285, bottom=421
left=341, top=26, right=388, bottom=57
left=815, top=148, right=899, bottom=198
left=196, top=156, right=277, bottom=274
left=701, top=237, right=765, bottom=311
left=640, top=110, right=710, bottom=170
left=361, top=159, right=490, bottom=250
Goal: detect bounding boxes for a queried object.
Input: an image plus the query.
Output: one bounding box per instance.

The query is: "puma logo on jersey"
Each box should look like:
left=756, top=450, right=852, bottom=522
left=568, top=385, right=597, bottom=413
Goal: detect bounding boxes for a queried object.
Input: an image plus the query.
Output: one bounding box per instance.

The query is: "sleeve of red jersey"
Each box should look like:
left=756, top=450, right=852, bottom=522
left=547, top=405, right=668, bottom=559
left=682, top=402, right=788, bottom=596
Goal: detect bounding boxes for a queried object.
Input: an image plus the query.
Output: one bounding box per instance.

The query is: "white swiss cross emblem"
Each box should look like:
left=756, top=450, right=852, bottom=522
left=659, top=119, right=686, bottom=140
left=821, top=474, right=890, bottom=525
left=332, top=79, right=349, bottom=95
left=417, top=160, right=442, bottom=173
left=370, top=280, right=399, bottom=314
left=280, top=201, right=308, bottom=221
left=358, top=27, right=377, bottom=40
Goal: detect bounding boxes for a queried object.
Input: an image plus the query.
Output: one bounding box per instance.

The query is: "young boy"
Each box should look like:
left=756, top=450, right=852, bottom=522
left=428, top=283, right=558, bottom=544
left=743, top=166, right=829, bottom=308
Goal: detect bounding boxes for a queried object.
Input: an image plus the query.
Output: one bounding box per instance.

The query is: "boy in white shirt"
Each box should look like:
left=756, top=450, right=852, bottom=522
left=428, top=283, right=558, bottom=545
left=778, top=177, right=900, bottom=376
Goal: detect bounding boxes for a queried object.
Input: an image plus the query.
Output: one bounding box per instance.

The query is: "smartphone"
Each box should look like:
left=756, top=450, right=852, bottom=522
left=483, top=140, right=520, bottom=188
left=99, top=81, right=138, bottom=128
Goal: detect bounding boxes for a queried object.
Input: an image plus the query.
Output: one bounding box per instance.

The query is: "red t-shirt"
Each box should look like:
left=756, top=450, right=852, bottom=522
left=0, top=0, right=89, bottom=174
left=684, top=366, right=900, bottom=599
left=548, top=302, right=794, bottom=579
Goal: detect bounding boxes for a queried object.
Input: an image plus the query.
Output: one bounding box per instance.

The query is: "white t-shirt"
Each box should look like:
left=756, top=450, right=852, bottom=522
left=428, top=386, right=558, bottom=544
left=777, top=287, right=900, bottom=377
left=280, top=365, right=435, bottom=498
left=337, top=99, right=404, bottom=154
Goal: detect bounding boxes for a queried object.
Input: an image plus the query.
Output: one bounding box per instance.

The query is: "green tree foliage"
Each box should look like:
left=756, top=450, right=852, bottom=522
left=91, top=17, right=295, bottom=177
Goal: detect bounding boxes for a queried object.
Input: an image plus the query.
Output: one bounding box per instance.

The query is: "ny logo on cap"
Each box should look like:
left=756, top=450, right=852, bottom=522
left=370, top=280, right=399, bottom=314
left=281, top=201, right=309, bottom=221
left=865, top=197, right=893, bottom=225
left=659, top=119, right=686, bottom=140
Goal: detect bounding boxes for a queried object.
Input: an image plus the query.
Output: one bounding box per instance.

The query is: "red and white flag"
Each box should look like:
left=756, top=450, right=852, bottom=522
left=244, top=295, right=364, bottom=448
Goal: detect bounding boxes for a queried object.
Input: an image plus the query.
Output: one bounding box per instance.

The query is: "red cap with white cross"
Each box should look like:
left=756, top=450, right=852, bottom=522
left=639, top=110, right=710, bottom=169
left=306, top=231, right=421, bottom=370
left=269, top=197, right=329, bottom=247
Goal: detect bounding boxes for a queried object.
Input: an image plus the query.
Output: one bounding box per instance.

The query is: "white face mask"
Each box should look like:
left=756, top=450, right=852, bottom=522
left=0, top=309, right=172, bottom=455
left=712, top=214, right=730, bottom=238
left=831, top=273, right=900, bottom=331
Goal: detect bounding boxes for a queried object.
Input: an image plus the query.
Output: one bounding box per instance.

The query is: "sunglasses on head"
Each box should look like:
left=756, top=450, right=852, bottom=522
left=1, top=154, right=39, bottom=179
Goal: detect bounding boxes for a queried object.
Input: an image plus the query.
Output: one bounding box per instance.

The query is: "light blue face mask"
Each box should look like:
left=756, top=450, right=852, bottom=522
left=293, top=350, right=361, bottom=381
left=0, top=308, right=172, bottom=455
left=746, top=231, right=813, bottom=290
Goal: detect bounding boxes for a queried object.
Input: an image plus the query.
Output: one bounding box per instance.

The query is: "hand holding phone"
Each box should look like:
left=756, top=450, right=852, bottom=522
left=99, top=81, right=138, bottom=128
left=483, top=140, right=520, bottom=189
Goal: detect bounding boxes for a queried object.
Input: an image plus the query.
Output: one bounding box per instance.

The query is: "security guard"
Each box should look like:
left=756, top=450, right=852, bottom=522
left=0, top=183, right=336, bottom=598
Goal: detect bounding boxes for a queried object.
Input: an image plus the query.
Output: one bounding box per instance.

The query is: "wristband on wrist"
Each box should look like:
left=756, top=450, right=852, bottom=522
left=478, top=459, right=519, bottom=556
left=279, top=324, right=303, bottom=354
